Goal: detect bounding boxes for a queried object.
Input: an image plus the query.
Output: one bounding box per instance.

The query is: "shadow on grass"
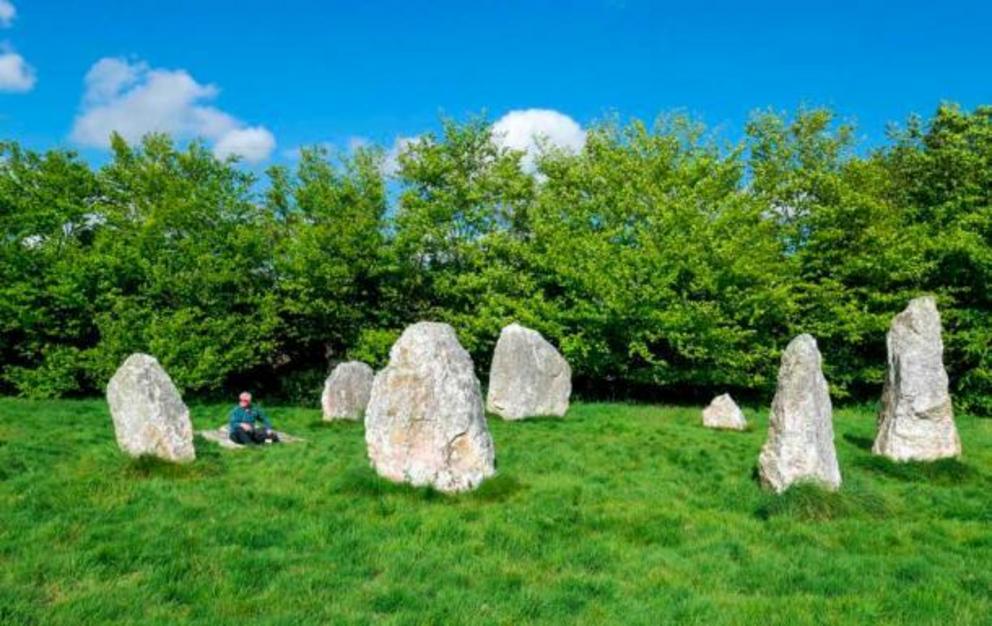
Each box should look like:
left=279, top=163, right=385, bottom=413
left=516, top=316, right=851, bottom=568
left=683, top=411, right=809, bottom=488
left=124, top=442, right=226, bottom=480
left=331, top=465, right=444, bottom=502
left=466, top=473, right=525, bottom=503
left=331, top=465, right=523, bottom=503
left=487, top=413, right=567, bottom=426
left=706, top=423, right=756, bottom=433
left=855, top=455, right=975, bottom=485
left=306, top=419, right=364, bottom=431
left=754, top=482, right=852, bottom=522
left=842, top=433, right=875, bottom=451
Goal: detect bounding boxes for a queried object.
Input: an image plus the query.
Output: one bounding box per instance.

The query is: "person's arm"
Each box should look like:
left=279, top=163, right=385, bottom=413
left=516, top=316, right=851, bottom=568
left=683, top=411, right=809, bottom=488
left=228, top=407, right=239, bottom=431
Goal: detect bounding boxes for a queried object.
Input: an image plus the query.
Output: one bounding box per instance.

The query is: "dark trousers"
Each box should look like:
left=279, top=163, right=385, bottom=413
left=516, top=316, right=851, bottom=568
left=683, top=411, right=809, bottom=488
left=230, top=428, right=279, bottom=445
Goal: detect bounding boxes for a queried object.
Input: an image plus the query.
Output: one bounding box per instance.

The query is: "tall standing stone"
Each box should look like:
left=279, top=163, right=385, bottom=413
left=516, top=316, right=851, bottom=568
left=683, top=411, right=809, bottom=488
left=321, top=361, right=374, bottom=421
left=702, top=393, right=747, bottom=430
left=365, top=322, right=495, bottom=492
left=758, top=334, right=841, bottom=493
left=873, top=296, right=961, bottom=461
left=486, top=323, right=571, bottom=420
left=106, top=353, right=195, bottom=463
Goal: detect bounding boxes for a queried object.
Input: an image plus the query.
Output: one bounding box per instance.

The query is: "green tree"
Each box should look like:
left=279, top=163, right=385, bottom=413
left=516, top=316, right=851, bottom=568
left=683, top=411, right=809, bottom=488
left=746, top=108, right=927, bottom=400
left=0, top=142, right=100, bottom=396
left=264, top=144, right=388, bottom=382
left=526, top=115, right=787, bottom=396
left=881, top=104, right=992, bottom=413
left=85, top=134, right=279, bottom=393
left=391, top=117, right=535, bottom=358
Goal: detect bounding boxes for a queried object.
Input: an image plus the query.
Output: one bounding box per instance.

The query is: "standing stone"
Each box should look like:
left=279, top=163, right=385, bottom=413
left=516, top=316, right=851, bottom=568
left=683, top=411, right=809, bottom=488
left=106, top=353, right=195, bottom=463
left=365, top=322, right=495, bottom=492
left=702, top=393, right=747, bottom=430
left=758, top=334, right=841, bottom=493
left=873, top=297, right=961, bottom=461
left=321, top=361, right=374, bottom=421
left=486, top=323, right=571, bottom=420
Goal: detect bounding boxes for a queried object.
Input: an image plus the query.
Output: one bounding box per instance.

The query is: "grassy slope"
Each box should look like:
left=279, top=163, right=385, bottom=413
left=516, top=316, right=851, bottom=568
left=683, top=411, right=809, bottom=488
left=0, top=398, right=989, bottom=625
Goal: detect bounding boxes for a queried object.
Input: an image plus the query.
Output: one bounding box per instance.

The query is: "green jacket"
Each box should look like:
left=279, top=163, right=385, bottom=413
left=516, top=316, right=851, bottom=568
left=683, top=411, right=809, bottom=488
left=228, top=405, right=272, bottom=434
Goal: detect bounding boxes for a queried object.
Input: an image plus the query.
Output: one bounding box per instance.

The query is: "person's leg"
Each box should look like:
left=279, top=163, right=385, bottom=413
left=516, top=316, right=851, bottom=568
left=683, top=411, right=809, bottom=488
left=250, top=429, right=269, bottom=444
left=230, top=428, right=254, bottom=445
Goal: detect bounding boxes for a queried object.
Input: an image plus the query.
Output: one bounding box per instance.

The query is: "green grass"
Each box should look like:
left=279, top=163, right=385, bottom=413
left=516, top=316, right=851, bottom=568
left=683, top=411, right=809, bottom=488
left=0, top=398, right=990, bottom=625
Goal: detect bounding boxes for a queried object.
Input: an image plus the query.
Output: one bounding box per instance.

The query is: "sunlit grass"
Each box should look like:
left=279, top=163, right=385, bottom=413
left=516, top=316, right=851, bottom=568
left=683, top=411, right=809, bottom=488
left=0, top=397, right=989, bottom=624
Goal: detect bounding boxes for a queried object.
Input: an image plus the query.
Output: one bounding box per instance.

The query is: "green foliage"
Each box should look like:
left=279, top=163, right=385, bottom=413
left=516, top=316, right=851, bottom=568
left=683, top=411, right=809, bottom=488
left=348, top=327, right=401, bottom=369
left=83, top=134, right=280, bottom=393
left=524, top=116, right=787, bottom=392
left=880, top=104, right=992, bottom=413
left=0, top=141, right=100, bottom=396
left=0, top=104, right=990, bottom=411
left=265, top=144, right=388, bottom=370
left=0, top=398, right=990, bottom=623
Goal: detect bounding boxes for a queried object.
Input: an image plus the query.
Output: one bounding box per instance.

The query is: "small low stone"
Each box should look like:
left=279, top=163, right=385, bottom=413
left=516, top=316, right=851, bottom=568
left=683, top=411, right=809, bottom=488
left=702, top=393, right=747, bottom=430
left=106, top=353, right=195, bottom=463
left=321, top=361, right=374, bottom=421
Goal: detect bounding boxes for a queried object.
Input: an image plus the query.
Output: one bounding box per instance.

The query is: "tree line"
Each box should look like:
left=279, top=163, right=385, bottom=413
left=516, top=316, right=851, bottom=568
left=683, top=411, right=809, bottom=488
left=1, top=104, right=989, bottom=414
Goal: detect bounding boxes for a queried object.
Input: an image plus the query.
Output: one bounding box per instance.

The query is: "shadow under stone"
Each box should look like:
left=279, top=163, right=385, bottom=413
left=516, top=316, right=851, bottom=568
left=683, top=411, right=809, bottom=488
left=842, top=433, right=875, bottom=451
left=855, top=455, right=976, bottom=485
left=754, top=482, right=852, bottom=522
left=466, top=473, right=525, bottom=503
left=486, top=413, right=568, bottom=426
left=124, top=441, right=227, bottom=480
left=306, top=419, right=363, bottom=431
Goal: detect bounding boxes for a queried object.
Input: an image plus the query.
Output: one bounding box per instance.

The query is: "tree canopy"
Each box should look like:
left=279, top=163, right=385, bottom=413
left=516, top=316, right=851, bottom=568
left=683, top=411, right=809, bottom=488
left=1, top=104, right=989, bottom=414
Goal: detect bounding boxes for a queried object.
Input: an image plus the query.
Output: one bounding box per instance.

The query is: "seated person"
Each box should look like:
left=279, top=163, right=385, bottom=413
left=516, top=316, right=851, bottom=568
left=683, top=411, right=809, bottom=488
left=228, top=391, right=280, bottom=445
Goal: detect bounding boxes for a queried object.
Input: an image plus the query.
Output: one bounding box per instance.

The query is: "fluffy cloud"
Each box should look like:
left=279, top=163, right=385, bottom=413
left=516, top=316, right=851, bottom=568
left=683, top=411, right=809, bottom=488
left=492, top=108, right=585, bottom=170
left=71, top=57, right=276, bottom=163
left=0, top=1, right=15, bottom=27
left=213, top=127, right=276, bottom=163
left=0, top=49, right=33, bottom=92
left=382, top=135, right=421, bottom=175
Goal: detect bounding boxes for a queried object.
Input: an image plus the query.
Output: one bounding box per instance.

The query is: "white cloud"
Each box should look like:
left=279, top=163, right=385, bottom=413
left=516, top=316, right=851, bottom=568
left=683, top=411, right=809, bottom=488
left=0, top=1, right=15, bottom=28
left=213, top=126, right=276, bottom=163
left=82, top=57, right=146, bottom=104
left=0, top=49, right=34, bottom=92
left=492, top=108, right=585, bottom=170
left=383, top=135, right=420, bottom=176
left=71, top=57, right=276, bottom=163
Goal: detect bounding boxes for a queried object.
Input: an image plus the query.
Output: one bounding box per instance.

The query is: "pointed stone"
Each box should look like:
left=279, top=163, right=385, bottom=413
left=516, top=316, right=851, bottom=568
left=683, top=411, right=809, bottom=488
left=365, top=322, right=496, bottom=492
left=321, top=361, right=374, bottom=421
left=486, top=323, right=571, bottom=420
left=758, top=334, right=841, bottom=493
left=873, top=296, right=961, bottom=461
left=106, top=353, right=195, bottom=463
left=702, top=393, right=747, bottom=430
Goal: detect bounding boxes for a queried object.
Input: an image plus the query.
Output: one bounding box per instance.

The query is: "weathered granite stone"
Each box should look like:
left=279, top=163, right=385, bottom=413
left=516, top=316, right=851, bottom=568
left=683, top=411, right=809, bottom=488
left=321, top=361, right=374, bottom=421
left=702, top=393, right=747, bottom=430
left=106, top=353, right=195, bottom=463
left=365, top=322, right=496, bottom=492
left=873, top=296, right=961, bottom=461
left=486, top=323, right=571, bottom=420
left=758, top=334, right=841, bottom=493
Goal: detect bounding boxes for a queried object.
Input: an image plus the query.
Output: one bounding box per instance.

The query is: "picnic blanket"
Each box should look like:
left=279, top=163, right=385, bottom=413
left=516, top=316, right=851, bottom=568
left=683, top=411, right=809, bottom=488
left=197, top=424, right=305, bottom=449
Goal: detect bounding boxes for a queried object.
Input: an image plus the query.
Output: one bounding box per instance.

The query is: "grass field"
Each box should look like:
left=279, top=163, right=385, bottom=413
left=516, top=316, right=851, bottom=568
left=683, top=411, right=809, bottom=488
left=0, top=397, right=990, bottom=625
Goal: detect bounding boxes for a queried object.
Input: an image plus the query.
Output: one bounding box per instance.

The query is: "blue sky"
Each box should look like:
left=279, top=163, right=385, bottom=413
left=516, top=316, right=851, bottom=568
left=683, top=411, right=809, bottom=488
left=2, top=0, right=991, bottom=167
